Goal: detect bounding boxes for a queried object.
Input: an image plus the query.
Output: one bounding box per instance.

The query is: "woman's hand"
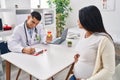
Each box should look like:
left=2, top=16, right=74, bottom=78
left=22, top=47, right=35, bottom=55
left=74, top=54, right=80, bottom=63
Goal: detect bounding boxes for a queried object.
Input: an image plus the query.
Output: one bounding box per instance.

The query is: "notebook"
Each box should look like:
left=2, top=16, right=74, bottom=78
left=50, top=28, right=68, bottom=44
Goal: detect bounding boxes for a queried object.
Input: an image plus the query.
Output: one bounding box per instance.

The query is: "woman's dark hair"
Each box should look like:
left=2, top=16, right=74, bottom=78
left=31, top=11, right=41, bottom=21
left=79, top=5, right=112, bottom=39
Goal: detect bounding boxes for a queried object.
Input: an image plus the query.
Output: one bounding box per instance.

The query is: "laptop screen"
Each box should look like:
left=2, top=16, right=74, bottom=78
left=0, top=18, right=3, bottom=30
left=61, top=28, right=68, bottom=40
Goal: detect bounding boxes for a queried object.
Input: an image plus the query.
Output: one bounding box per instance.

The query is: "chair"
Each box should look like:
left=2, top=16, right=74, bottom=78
left=0, top=41, right=10, bottom=80
left=0, top=41, right=10, bottom=54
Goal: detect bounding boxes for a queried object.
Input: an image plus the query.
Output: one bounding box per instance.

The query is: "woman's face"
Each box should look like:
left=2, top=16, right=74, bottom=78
left=77, top=20, right=83, bottom=29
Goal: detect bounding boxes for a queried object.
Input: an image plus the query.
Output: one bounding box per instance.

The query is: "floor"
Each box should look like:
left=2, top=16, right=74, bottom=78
left=0, top=58, right=120, bottom=80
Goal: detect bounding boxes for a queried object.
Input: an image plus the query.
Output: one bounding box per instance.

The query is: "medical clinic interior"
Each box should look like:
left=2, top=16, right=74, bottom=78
left=0, top=0, right=120, bottom=80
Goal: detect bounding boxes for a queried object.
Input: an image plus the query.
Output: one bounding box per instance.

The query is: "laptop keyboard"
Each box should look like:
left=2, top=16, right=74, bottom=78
left=53, top=39, right=65, bottom=44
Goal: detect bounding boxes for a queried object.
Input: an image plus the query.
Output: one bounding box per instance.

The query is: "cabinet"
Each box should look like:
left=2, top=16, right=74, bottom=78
left=0, top=9, right=16, bottom=40
left=0, top=8, right=56, bottom=40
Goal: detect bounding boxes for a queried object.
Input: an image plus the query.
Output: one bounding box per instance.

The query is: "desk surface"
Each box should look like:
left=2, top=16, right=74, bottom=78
left=1, top=44, right=75, bottom=80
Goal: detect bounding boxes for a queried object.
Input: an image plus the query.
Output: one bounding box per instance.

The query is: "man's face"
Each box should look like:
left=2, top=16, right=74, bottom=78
left=27, top=16, right=40, bottom=29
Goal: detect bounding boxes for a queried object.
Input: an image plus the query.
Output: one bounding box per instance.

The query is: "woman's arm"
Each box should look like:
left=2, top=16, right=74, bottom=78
left=74, top=54, right=80, bottom=63
left=87, top=38, right=115, bottom=80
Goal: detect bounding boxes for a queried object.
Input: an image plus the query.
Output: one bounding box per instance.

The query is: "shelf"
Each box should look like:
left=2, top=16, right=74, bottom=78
left=0, top=30, right=13, bottom=37
left=0, top=8, right=15, bottom=12
left=0, top=8, right=56, bottom=39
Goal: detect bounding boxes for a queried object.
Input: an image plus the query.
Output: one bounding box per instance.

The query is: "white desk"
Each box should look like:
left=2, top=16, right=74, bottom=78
left=1, top=43, right=76, bottom=80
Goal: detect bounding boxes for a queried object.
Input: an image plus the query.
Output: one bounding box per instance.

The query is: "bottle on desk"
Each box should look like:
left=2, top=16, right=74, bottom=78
left=46, top=31, right=53, bottom=43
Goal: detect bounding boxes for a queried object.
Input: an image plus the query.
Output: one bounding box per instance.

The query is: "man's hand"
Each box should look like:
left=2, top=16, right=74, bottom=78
left=22, top=47, right=35, bottom=55
left=74, top=54, right=80, bottom=63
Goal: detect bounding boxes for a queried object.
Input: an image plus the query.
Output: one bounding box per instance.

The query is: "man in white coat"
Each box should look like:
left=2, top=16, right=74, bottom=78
left=8, top=11, right=47, bottom=54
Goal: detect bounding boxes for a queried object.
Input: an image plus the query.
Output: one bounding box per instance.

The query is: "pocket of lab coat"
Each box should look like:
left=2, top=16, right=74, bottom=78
left=31, top=33, right=41, bottom=45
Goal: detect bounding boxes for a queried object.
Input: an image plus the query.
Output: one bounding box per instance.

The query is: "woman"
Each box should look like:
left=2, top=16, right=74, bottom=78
left=70, top=5, right=115, bottom=80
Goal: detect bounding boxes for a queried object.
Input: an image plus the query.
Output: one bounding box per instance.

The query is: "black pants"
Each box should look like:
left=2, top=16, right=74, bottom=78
left=69, top=75, right=76, bottom=80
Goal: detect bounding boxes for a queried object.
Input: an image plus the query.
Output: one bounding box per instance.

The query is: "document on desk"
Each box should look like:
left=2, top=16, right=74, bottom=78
left=67, top=32, right=80, bottom=39
left=33, top=48, right=47, bottom=56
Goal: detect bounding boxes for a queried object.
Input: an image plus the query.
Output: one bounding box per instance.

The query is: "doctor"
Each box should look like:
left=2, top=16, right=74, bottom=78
left=8, top=11, right=47, bottom=54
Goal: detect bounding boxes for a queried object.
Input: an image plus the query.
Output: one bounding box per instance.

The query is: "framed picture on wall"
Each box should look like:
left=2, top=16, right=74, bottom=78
left=101, top=0, right=115, bottom=11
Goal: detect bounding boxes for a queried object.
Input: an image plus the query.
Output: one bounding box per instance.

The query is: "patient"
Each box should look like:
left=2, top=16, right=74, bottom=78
left=70, top=5, right=115, bottom=80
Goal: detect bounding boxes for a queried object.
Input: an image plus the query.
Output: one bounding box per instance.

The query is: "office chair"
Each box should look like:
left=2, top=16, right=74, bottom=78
left=0, top=41, right=10, bottom=80
left=0, top=41, right=10, bottom=54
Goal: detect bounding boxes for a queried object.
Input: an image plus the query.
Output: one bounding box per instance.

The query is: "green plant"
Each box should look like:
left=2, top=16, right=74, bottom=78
left=47, top=0, right=72, bottom=37
left=67, top=41, right=72, bottom=47
left=68, top=41, right=72, bottom=44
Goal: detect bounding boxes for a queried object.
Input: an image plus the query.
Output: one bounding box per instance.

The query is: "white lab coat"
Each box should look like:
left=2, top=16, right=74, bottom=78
left=8, top=22, right=46, bottom=53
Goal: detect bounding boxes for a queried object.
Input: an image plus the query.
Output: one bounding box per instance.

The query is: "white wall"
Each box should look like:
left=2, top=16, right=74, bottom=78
left=0, top=0, right=31, bottom=27
left=31, top=0, right=40, bottom=8
left=0, top=0, right=6, bottom=8
left=2, top=11, right=16, bottom=27
left=5, top=0, right=30, bottom=8
left=66, top=0, right=120, bottom=41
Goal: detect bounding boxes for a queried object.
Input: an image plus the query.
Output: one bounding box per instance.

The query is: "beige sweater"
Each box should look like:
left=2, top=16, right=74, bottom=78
left=87, top=36, right=115, bottom=80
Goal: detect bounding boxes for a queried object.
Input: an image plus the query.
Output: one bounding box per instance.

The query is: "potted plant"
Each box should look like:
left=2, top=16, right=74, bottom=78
left=67, top=41, right=72, bottom=47
left=47, top=0, right=72, bottom=37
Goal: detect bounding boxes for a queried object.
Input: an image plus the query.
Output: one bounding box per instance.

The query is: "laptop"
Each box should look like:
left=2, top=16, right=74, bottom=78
left=0, top=18, right=3, bottom=31
left=50, top=28, right=68, bottom=44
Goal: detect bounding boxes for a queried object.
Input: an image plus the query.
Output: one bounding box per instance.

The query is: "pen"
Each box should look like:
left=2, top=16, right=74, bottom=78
left=33, top=49, right=47, bottom=56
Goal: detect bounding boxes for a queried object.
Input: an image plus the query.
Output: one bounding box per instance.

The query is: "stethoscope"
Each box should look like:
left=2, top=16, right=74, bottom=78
left=24, top=21, right=39, bottom=46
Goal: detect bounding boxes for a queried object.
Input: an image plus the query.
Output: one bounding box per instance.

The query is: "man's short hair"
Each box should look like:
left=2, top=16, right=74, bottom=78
left=31, top=11, right=41, bottom=21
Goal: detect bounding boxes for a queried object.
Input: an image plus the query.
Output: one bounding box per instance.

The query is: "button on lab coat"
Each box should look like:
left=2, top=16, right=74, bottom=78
left=7, top=22, right=46, bottom=53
